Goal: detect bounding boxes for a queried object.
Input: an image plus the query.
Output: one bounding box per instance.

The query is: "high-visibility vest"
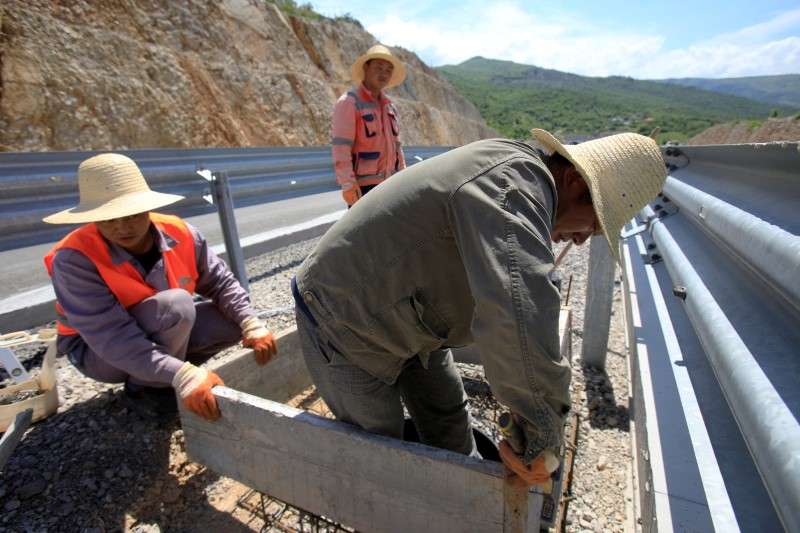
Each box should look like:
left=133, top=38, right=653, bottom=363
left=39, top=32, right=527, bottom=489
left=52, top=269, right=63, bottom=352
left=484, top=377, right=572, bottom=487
left=331, top=83, right=405, bottom=188
left=43, top=213, right=198, bottom=336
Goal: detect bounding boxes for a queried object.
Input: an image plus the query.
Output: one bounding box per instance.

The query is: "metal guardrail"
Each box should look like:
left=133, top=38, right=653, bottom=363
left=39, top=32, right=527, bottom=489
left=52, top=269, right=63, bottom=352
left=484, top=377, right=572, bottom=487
left=3, top=139, right=797, bottom=530
left=622, top=142, right=800, bottom=532
left=0, top=146, right=452, bottom=252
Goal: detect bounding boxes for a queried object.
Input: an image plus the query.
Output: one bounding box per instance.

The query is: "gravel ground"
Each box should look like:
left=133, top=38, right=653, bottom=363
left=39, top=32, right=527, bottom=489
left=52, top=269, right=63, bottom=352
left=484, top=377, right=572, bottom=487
left=1, top=237, right=634, bottom=533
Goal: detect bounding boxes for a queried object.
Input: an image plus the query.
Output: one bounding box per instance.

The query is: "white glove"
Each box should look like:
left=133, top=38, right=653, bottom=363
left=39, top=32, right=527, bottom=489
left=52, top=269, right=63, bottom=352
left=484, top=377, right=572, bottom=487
left=172, top=362, right=224, bottom=420
left=240, top=317, right=269, bottom=339
left=341, top=180, right=362, bottom=205
left=240, top=316, right=278, bottom=365
left=499, top=443, right=560, bottom=490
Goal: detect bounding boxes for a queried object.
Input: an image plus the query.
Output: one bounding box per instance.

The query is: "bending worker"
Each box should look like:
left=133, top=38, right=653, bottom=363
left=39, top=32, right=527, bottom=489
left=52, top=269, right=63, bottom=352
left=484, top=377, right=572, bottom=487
left=293, top=129, right=666, bottom=486
left=332, top=44, right=406, bottom=207
left=43, top=153, right=278, bottom=422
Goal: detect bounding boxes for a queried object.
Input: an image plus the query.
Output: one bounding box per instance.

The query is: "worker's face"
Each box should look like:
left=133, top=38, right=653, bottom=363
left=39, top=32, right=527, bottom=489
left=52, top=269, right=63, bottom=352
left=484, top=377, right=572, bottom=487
left=95, top=211, right=154, bottom=254
left=362, top=59, right=394, bottom=95
left=552, top=175, right=601, bottom=245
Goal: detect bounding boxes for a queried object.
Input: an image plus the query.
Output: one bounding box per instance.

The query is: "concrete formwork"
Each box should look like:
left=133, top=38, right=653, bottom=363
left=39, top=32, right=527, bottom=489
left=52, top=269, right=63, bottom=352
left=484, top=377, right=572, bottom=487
left=180, top=308, right=572, bottom=532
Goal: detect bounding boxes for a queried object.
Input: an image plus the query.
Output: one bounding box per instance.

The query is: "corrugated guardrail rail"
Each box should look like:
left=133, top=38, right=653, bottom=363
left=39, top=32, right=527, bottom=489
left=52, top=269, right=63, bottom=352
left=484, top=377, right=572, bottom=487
left=625, top=141, right=799, bottom=532
left=0, top=145, right=450, bottom=252
left=1, top=140, right=798, bottom=532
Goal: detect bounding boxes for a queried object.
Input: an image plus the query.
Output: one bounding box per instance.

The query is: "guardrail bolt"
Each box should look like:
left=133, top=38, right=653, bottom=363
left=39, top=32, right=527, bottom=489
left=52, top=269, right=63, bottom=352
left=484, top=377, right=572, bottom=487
left=673, top=286, right=687, bottom=300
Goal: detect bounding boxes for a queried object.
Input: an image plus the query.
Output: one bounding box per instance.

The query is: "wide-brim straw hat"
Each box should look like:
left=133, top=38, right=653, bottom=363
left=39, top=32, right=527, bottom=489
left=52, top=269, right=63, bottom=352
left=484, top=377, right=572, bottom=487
left=531, top=129, right=667, bottom=264
left=350, top=44, right=406, bottom=89
left=43, top=153, right=184, bottom=224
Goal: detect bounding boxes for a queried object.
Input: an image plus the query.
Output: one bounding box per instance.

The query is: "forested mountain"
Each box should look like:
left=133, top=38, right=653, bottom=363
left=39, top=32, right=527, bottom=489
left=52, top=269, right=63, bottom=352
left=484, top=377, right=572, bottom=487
left=659, top=75, right=800, bottom=108
left=436, top=57, right=797, bottom=142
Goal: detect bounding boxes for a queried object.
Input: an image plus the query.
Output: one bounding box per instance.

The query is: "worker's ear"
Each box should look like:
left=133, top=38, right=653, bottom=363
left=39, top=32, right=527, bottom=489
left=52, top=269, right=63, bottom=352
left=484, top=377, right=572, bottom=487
left=564, top=166, right=584, bottom=186
left=558, top=166, right=586, bottom=191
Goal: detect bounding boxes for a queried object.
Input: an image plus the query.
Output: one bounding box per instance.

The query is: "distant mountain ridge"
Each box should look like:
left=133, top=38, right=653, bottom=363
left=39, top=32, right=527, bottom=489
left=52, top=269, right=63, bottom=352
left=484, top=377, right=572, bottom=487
left=435, top=57, right=797, bottom=142
left=659, top=75, right=800, bottom=108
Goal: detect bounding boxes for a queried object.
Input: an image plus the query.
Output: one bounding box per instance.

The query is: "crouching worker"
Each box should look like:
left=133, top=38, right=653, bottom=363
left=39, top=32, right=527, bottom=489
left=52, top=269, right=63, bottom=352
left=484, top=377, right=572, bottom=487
left=292, top=129, right=666, bottom=486
left=42, top=153, right=278, bottom=421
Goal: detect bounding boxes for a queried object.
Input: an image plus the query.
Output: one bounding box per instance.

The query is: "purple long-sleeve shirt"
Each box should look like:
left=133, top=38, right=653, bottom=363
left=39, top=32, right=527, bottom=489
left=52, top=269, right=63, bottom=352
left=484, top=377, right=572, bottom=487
left=49, top=219, right=255, bottom=385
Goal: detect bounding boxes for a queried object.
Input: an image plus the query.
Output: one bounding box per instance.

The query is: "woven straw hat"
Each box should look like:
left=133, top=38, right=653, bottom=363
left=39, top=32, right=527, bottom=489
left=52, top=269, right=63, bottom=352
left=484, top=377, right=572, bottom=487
left=531, top=129, right=666, bottom=264
left=43, top=153, right=184, bottom=224
left=350, top=44, right=406, bottom=89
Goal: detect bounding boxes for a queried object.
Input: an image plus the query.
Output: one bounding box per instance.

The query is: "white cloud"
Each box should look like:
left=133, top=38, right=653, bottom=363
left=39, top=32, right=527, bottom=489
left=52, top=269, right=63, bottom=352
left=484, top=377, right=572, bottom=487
left=703, top=7, right=800, bottom=46
left=638, top=37, right=800, bottom=79
left=357, top=1, right=800, bottom=78
left=369, top=8, right=666, bottom=77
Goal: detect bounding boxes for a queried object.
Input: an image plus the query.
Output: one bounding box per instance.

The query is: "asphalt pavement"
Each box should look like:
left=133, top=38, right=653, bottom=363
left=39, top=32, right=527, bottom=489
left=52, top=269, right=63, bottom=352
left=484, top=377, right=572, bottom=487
left=0, top=189, right=345, bottom=332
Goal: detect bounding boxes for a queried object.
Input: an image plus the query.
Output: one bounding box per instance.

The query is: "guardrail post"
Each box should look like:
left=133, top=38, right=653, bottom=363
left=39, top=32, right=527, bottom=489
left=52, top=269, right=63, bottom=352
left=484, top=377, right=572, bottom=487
left=581, top=236, right=616, bottom=368
left=198, top=168, right=249, bottom=292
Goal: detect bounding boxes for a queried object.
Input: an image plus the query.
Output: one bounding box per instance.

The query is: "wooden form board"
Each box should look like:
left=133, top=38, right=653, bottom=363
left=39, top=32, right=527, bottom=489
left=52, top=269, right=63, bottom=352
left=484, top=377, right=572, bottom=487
left=182, top=389, right=540, bottom=532
left=209, top=325, right=311, bottom=403
left=182, top=308, right=573, bottom=532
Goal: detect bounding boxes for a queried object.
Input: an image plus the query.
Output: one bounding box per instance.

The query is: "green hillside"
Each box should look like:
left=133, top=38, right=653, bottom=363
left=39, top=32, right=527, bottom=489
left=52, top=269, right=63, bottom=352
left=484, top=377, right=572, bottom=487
left=659, top=74, right=800, bottom=108
left=435, top=57, right=797, bottom=142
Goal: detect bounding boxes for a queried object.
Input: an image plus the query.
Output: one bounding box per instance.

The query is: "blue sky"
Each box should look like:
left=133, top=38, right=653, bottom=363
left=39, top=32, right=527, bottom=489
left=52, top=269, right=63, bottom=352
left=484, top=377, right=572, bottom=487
left=310, top=1, right=800, bottom=79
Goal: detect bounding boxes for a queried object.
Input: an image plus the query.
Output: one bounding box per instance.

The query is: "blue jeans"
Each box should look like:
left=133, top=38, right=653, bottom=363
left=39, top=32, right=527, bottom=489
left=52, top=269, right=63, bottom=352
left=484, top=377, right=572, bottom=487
left=295, top=307, right=478, bottom=457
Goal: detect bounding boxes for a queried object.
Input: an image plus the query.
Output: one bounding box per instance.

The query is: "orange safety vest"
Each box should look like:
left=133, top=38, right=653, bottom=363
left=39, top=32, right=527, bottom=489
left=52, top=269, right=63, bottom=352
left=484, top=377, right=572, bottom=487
left=43, top=213, right=199, bottom=336
left=331, top=84, right=405, bottom=188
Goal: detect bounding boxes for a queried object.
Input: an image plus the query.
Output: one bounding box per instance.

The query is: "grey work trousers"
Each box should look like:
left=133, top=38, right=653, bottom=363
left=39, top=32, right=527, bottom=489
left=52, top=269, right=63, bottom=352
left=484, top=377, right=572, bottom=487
left=67, top=288, right=241, bottom=388
left=295, top=307, right=478, bottom=457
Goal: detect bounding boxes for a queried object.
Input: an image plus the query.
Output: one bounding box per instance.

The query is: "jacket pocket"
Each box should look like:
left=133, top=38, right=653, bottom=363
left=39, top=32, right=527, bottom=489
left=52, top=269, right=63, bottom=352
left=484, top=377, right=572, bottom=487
left=355, top=151, right=380, bottom=176
left=411, top=287, right=451, bottom=340
left=362, top=113, right=378, bottom=138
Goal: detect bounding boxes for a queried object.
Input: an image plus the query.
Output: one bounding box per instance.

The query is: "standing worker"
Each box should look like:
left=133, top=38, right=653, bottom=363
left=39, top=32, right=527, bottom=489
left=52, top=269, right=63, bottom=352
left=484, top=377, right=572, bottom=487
left=43, top=154, right=278, bottom=422
left=332, top=44, right=406, bottom=207
left=293, top=129, right=666, bottom=486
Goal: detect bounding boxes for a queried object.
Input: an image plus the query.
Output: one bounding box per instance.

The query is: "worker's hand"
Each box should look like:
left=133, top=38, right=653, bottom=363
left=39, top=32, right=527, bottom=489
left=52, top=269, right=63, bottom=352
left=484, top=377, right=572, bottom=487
left=240, top=317, right=278, bottom=364
left=172, top=362, right=224, bottom=421
left=499, top=442, right=560, bottom=488
left=341, top=180, right=362, bottom=206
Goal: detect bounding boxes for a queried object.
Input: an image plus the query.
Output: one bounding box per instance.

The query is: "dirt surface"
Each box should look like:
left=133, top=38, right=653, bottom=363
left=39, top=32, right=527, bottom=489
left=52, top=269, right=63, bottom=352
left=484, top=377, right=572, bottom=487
left=1, top=238, right=633, bottom=532
left=683, top=115, right=800, bottom=144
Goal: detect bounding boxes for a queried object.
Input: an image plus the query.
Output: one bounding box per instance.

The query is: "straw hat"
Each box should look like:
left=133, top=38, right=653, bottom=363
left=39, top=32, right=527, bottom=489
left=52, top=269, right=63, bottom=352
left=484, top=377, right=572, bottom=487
left=531, top=129, right=667, bottom=264
left=350, top=44, right=406, bottom=89
left=43, top=153, right=184, bottom=224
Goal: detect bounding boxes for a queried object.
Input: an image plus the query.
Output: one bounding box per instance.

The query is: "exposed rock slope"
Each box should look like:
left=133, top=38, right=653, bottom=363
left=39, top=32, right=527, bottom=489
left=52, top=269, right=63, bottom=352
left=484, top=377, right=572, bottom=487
left=0, top=0, right=498, bottom=152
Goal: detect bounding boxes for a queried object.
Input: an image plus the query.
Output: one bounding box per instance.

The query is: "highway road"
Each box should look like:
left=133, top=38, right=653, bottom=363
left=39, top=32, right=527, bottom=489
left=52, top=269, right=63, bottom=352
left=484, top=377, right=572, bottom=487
left=0, top=189, right=345, bottom=330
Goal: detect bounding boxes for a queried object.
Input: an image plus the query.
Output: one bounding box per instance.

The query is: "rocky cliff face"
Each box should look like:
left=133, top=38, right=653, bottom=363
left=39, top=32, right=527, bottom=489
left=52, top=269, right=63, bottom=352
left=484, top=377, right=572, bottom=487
left=0, top=0, right=499, bottom=152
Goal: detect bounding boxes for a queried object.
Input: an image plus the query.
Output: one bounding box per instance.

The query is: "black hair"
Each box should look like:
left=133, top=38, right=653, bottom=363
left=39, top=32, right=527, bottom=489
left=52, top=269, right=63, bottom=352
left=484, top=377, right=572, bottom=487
left=550, top=151, right=571, bottom=167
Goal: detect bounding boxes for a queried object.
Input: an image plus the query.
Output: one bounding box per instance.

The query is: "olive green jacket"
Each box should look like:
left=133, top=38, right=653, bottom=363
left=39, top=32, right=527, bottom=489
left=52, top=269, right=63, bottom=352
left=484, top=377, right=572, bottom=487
left=295, top=138, right=571, bottom=460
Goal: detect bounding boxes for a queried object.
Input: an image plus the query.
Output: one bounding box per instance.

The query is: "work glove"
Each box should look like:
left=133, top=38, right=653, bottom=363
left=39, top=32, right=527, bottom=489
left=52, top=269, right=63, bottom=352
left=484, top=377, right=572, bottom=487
left=172, top=362, right=224, bottom=421
left=341, top=180, right=362, bottom=206
left=499, top=441, right=560, bottom=490
left=240, top=317, right=278, bottom=365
